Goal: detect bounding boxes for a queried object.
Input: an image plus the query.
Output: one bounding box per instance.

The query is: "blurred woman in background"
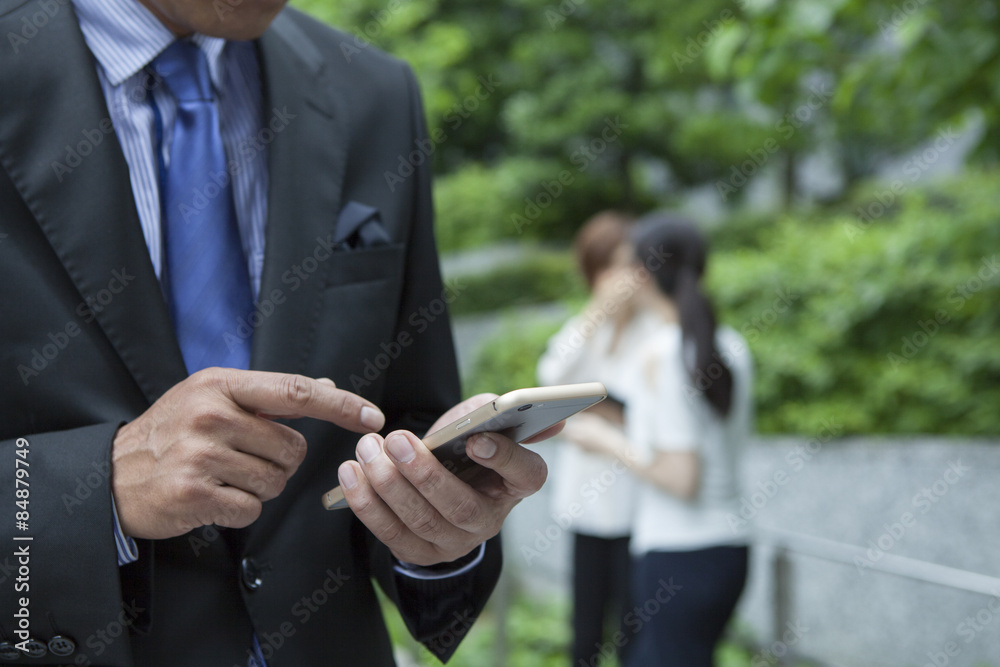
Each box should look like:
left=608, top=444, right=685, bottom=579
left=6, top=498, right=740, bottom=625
left=537, top=210, right=657, bottom=667
left=565, top=213, right=753, bottom=666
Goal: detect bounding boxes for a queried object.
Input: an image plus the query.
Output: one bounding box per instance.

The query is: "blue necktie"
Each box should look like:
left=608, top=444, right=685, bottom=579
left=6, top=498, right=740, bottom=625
left=152, top=40, right=253, bottom=373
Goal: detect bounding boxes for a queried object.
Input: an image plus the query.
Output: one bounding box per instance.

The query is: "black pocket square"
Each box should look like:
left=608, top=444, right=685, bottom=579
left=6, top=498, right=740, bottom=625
left=334, top=201, right=391, bottom=249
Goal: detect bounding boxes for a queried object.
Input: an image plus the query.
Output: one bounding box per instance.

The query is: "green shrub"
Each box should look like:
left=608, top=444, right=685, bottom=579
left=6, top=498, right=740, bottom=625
left=433, top=157, right=563, bottom=253
left=464, top=315, right=565, bottom=398
left=465, top=169, right=1000, bottom=435
left=709, top=168, right=1000, bottom=435
left=381, top=586, right=570, bottom=667
left=448, top=252, right=585, bottom=317
left=381, top=585, right=808, bottom=666
left=433, top=157, right=639, bottom=252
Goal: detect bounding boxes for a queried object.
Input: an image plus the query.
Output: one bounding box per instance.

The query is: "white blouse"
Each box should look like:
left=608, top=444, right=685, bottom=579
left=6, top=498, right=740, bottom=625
left=537, top=311, right=661, bottom=537
left=624, top=322, right=754, bottom=554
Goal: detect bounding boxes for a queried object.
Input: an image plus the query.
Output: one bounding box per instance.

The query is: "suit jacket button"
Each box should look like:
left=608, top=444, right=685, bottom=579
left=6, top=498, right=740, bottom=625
left=48, top=635, right=77, bottom=656
left=22, top=638, right=48, bottom=657
left=241, top=556, right=262, bottom=591
left=0, top=642, right=21, bottom=660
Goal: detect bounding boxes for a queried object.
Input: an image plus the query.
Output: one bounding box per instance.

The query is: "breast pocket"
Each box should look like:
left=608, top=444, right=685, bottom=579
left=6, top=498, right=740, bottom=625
left=313, top=243, right=409, bottom=392
left=324, top=242, right=406, bottom=289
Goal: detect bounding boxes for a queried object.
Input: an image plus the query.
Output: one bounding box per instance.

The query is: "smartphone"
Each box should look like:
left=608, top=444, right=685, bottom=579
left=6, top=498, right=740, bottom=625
left=322, top=382, right=607, bottom=510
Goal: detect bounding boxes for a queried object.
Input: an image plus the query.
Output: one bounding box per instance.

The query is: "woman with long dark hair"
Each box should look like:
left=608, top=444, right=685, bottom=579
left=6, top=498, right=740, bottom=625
left=565, top=212, right=753, bottom=666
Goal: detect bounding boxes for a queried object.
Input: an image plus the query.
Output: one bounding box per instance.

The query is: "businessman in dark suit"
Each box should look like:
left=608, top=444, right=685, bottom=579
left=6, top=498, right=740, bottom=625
left=0, top=0, right=549, bottom=664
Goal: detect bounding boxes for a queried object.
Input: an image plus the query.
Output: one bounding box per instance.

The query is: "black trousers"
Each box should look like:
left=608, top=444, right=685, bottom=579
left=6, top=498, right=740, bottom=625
left=625, top=545, right=749, bottom=667
left=571, top=532, right=632, bottom=667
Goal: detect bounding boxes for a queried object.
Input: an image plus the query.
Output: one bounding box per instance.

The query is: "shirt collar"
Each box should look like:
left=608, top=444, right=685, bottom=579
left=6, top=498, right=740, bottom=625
left=72, top=0, right=227, bottom=88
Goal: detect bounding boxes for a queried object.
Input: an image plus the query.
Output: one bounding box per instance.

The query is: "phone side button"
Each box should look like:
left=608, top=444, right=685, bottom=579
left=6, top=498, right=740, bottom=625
left=456, top=418, right=471, bottom=430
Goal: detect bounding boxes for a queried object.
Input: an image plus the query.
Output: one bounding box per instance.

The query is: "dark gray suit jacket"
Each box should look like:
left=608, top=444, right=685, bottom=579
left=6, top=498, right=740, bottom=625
left=0, top=1, right=500, bottom=664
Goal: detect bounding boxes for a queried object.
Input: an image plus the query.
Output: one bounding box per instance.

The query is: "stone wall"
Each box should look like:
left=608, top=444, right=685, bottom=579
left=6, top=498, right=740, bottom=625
left=502, top=436, right=1000, bottom=667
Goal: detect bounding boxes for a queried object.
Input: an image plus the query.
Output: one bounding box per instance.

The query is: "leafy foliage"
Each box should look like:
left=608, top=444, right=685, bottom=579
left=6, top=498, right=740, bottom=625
left=273, top=4, right=997, bottom=665
left=466, top=170, right=1000, bottom=435
left=380, top=585, right=785, bottom=666
left=380, top=586, right=571, bottom=666
left=464, top=315, right=563, bottom=399
left=448, top=252, right=585, bottom=316
left=711, top=169, right=1000, bottom=434
left=433, top=157, right=633, bottom=252
left=295, top=0, right=1000, bottom=241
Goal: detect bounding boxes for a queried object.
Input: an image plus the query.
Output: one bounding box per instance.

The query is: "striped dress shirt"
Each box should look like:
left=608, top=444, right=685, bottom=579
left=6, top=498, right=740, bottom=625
left=71, top=0, right=268, bottom=300
left=71, top=0, right=270, bottom=572
left=68, top=2, right=484, bottom=662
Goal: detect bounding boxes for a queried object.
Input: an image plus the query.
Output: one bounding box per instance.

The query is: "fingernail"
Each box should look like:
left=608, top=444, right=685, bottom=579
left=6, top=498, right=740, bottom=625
left=338, top=462, right=357, bottom=489
left=385, top=433, right=415, bottom=464
left=317, top=377, right=336, bottom=388
left=471, top=434, right=497, bottom=459
left=361, top=406, right=385, bottom=432
left=357, top=434, right=381, bottom=463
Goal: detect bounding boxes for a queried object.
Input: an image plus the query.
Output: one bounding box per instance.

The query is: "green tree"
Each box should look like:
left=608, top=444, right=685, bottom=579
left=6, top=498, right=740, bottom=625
left=294, top=0, right=1000, bottom=240
left=293, top=0, right=774, bottom=244
left=727, top=0, right=1000, bottom=202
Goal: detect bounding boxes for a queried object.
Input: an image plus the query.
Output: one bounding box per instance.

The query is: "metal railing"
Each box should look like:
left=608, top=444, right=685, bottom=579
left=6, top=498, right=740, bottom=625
left=755, top=525, right=1000, bottom=665
left=485, top=525, right=1000, bottom=667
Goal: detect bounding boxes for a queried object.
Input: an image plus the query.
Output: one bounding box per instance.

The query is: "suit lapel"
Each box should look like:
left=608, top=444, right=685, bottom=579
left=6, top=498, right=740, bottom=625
left=0, top=1, right=186, bottom=404
left=0, top=3, right=351, bottom=395
left=252, top=14, right=348, bottom=374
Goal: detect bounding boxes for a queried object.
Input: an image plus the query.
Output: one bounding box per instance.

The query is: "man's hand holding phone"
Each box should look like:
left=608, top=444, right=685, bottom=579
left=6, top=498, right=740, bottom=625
left=336, top=393, right=560, bottom=567
left=113, top=369, right=591, bottom=568
left=112, top=369, right=385, bottom=540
